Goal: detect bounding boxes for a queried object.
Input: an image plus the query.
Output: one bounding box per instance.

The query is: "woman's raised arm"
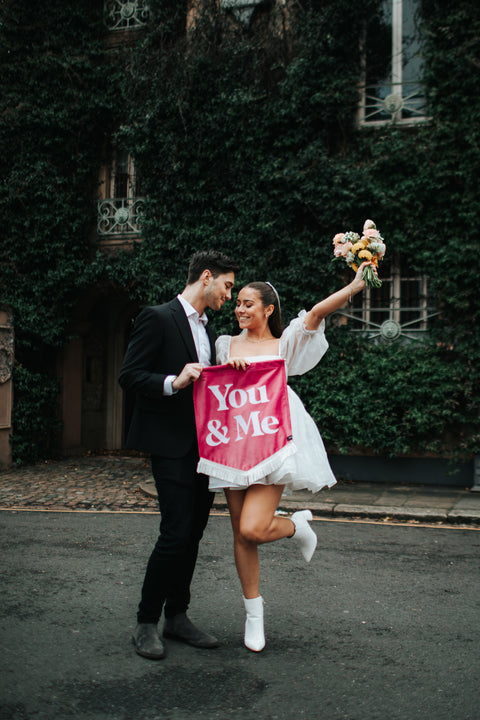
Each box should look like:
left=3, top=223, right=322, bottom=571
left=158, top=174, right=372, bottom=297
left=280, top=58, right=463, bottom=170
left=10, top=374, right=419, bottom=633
left=303, top=261, right=374, bottom=331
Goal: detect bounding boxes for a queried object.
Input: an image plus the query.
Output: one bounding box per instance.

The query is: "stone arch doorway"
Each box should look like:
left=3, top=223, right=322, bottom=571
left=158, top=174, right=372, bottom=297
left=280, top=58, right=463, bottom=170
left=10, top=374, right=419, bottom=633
left=59, top=289, right=139, bottom=455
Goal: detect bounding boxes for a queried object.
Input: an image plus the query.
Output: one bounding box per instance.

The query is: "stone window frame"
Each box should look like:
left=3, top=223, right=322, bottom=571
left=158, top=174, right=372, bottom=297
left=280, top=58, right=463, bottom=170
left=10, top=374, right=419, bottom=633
left=332, top=253, right=438, bottom=343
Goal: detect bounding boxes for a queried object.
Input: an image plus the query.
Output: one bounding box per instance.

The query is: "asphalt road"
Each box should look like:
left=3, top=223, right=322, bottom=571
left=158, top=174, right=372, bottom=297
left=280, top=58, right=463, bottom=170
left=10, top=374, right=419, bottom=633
left=1, top=510, right=479, bottom=720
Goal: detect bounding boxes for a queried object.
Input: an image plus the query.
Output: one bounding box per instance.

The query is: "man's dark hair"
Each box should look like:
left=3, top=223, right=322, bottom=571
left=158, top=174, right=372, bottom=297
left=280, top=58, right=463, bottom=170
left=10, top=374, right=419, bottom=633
left=187, top=250, right=239, bottom=284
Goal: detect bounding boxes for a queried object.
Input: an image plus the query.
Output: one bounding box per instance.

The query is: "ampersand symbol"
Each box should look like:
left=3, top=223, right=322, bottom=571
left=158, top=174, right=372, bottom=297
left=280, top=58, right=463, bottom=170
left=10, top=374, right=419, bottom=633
left=206, top=419, right=230, bottom=446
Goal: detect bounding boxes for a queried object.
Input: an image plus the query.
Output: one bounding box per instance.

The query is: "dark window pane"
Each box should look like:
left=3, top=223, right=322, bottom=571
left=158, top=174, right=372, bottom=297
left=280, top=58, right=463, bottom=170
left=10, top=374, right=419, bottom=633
left=366, top=2, right=392, bottom=88
left=114, top=150, right=130, bottom=197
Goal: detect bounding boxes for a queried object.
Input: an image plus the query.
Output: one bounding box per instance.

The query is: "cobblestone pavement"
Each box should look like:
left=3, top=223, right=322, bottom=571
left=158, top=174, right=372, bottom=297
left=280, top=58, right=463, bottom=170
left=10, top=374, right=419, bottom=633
left=0, top=456, right=158, bottom=512
left=1, top=455, right=480, bottom=525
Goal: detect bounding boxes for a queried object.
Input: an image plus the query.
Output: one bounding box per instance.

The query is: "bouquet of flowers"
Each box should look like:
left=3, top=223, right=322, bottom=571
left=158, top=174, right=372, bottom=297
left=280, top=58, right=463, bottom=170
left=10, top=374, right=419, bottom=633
left=332, top=219, right=386, bottom=288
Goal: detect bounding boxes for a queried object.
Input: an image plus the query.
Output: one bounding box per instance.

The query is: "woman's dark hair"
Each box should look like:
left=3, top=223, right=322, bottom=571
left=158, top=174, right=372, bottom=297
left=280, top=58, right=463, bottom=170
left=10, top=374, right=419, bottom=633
left=187, top=250, right=239, bottom=284
left=243, top=281, right=284, bottom=338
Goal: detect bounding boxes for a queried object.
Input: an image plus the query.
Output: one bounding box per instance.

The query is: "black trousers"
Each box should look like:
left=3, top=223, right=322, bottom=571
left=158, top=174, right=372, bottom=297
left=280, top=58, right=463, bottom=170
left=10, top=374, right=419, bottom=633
left=137, top=447, right=214, bottom=624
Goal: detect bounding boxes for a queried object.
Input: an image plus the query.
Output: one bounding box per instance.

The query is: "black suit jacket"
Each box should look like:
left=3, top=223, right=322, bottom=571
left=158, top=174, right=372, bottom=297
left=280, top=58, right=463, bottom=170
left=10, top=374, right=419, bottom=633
left=119, top=298, right=216, bottom=457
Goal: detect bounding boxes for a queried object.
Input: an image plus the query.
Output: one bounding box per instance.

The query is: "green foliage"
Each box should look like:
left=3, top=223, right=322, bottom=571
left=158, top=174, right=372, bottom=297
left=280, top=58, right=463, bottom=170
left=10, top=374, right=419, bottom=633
left=1, top=0, right=479, bottom=462
left=0, top=0, right=122, bottom=349
left=117, top=0, right=382, bottom=315
left=291, top=328, right=478, bottom=458
left=0, top=0, right=125, bottom=461
left=10, top=364, right=62, bottom=465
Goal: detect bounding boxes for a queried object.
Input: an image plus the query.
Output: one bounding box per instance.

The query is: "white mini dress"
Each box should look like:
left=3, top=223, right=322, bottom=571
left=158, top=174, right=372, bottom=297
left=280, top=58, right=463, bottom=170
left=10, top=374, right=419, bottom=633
left=208, top=311, right=337, bottom=493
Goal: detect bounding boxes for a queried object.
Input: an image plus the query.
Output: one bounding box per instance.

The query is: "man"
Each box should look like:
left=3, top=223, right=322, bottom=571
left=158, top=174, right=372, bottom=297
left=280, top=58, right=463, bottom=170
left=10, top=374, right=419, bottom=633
left=119, top=250, right=239, bottom=659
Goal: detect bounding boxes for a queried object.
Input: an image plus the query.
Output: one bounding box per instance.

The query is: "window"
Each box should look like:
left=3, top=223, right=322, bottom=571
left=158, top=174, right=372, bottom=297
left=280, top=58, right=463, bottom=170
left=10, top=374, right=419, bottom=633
left=358, top=0, right=427, bottom=126
left=104, top=1, right=149, bottom=31
left=332, top=254, right=437, bottom=342
left=220, top=0, right=264, bottom=26
left=97, top=151, right=144, bottom=238
left=110, top=150, right=141, bottom=199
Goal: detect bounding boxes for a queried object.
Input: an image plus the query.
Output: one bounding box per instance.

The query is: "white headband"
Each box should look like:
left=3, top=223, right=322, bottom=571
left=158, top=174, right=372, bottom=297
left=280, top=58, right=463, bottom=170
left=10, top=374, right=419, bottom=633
left=265, top=281, right=281, bottom=313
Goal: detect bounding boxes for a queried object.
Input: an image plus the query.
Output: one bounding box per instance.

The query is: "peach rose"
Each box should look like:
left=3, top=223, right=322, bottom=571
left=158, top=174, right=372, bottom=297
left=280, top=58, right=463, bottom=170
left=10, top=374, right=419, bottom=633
left=334, top=241, right=353, bottom=257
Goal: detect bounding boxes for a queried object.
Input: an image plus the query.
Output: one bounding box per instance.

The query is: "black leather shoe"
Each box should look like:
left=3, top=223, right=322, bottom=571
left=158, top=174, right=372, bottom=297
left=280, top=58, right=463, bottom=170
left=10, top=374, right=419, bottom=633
left=163, top=613, right=220, bottom=648
left=132, top=623, right=166, bottom=659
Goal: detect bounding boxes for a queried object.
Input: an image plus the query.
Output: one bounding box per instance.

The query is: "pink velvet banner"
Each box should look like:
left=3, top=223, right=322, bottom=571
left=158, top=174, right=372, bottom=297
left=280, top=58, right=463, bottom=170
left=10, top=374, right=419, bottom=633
left=194, top=359, right=296, bottom=484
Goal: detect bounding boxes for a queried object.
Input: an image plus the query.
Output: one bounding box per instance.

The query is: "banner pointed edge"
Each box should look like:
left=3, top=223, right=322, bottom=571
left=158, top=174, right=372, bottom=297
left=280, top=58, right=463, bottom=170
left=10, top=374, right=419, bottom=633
left=197, top=440, right=298, bottom=485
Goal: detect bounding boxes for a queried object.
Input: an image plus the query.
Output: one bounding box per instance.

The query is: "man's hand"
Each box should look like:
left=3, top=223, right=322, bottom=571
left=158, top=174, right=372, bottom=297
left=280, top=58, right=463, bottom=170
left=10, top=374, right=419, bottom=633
left=172, top=363, right=204, bottom=391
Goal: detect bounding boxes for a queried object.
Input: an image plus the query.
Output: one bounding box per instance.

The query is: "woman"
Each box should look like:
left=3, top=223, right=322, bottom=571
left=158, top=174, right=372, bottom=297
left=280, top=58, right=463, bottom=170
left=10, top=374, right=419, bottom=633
left=208, top=262, right=374, bottom=653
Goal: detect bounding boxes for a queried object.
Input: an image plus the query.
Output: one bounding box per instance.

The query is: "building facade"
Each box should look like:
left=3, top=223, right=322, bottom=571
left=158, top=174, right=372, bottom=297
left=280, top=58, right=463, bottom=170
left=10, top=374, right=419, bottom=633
left=1, top=0, right=478, bottom=484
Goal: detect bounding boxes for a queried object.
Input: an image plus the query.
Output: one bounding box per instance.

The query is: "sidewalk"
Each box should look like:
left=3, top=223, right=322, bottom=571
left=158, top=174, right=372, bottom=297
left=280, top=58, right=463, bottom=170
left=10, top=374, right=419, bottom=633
left=1, top=455, right=479, bottom=525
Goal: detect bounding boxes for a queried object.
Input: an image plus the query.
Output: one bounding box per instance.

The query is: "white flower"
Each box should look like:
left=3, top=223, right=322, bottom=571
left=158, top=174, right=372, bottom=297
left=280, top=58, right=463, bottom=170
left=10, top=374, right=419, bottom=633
left=368, top=241, right=386, bottom=258
left=343, top=231, right=360, bottom=244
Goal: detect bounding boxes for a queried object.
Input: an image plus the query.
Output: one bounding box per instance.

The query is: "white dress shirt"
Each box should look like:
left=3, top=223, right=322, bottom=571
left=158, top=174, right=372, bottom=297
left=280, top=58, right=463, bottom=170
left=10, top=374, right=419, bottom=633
left=163, top=295, right=212, bottom=395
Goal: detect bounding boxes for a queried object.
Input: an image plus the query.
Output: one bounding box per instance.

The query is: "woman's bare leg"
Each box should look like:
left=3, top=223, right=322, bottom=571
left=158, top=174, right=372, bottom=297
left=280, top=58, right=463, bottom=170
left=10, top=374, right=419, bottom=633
left=225, top=485, right=295, bottom=598
left=240, top=484, right=295, bottom=544
left=225, top=488, right=259, bottom=598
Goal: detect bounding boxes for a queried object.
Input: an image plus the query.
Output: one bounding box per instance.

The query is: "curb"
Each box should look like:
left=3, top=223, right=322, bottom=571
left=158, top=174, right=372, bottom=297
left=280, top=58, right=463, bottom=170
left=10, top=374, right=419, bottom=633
left=278, top=501, right=480, bottom=525
left=138, top=482, right=480, bottom=526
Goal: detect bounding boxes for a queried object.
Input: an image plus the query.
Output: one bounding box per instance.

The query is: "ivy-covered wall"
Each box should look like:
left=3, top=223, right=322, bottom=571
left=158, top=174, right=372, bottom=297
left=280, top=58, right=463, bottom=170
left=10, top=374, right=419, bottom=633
left=0, top=0, right=123, bottom=462
left=1, top=0, right=479, bottom=464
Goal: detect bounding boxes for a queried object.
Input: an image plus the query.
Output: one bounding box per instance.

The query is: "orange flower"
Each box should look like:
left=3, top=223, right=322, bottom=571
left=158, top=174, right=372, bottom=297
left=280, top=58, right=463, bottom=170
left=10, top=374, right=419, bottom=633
left=358, top=249, right=373, bottom=261
left=351, top=242, right=364, bottom=253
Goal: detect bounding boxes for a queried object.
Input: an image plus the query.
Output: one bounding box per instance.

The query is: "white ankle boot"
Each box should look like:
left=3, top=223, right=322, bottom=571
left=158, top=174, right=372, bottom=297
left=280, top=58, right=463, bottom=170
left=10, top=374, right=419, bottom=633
left=243, top=595, right=265, bottom=652
left=291, top=510, right=317, bottom=562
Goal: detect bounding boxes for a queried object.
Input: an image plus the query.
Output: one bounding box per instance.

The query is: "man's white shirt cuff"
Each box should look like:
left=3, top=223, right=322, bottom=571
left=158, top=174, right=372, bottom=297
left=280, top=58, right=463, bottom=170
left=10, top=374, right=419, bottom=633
left=163, top=375, right=178, bottom=396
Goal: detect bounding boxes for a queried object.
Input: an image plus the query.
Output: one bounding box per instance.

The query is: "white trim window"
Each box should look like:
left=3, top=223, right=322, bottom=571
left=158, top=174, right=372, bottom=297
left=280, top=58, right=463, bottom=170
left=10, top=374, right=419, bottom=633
left=358, top=0, right=427, bottom=126
left=333, top=254, right=437, bottom=342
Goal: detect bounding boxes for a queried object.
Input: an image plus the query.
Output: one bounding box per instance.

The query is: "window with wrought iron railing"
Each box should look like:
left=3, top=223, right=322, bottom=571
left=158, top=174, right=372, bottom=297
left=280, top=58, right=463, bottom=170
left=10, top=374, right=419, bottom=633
left=104, top=1, right=150, bottom=31
left=332, top=254, right=437, bottom=342
left=358, top=0, right=427, bottom=126
left=97, top=151, right=145, bottom=238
